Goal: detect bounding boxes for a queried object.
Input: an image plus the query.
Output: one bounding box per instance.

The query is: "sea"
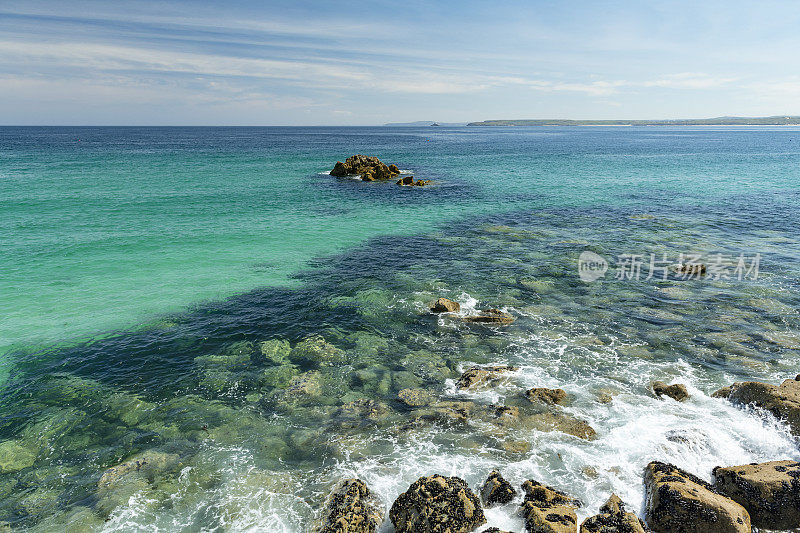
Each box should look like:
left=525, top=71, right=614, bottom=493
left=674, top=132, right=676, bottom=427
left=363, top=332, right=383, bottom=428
left=0, top=125, right=799, bottom=531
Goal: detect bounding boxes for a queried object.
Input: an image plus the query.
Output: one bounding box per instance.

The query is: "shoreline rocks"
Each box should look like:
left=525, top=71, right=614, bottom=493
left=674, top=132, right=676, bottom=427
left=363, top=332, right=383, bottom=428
left=644, top=461, right=750, bottom=533
left=520, top=479, right=581, bottom=533
left=651, top=381, right=689, bottom=402
left=456, top=365, right=518, bottom=390
left=713, top=460, right=800, bottom=530
left=430, top=297, right=460, bottom=313
left=580, top=493, right=647, bottom=533
left=713, top=376, right=800, bottom=436
left=525, top=387, right=568, bottom=405
left=390, top=475, right=486, bottom=533
left=313, top=479, right=383, bottom=533
left=480, top=471, right=516, bottom=507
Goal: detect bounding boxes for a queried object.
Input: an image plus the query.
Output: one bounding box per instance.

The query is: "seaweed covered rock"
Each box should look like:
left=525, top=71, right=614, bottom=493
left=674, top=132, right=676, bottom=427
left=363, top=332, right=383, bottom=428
left=480, top=471, right=516, bottom=507
left=397, top=388, right=435, bottom=407
left=456, top=365, right=518, bottom=390
left=258, top=338, right=292, bottom=364
left=580, top=493, right=648, bottom=533
left=643, top=461, right=750, bottom=533
left=313, top=478, right=384, bottom=533
left=330, top=155, right=401, bottom=181
left=713, top=460, right=800, bottom=530
left=289, top=336, right=346, bottom=367
left=525, top=388, right=568, bottom=405
left=462, top=309, right=515, bottom=325
left=713, top=377, right=800, bottom=436
left=430, top=297, right=460, bottom=313
left=0, top=440, right=36, bottom=474
left=651, top=381, right=689, bottom=402
left=520, top=479, right=581, bottom=533
left=390, top=474, right=486, bottom=533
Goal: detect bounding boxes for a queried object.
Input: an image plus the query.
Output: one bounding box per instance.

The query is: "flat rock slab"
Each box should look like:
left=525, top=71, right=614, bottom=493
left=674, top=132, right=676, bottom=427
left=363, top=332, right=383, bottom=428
left=644, top=461, right=750, bottom=533
left=713, top=459, right=800, bottom=530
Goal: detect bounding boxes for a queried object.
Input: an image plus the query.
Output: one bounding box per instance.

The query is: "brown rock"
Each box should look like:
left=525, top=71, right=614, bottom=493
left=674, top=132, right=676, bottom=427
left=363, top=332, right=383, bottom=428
left=389, top=164, right=400, bottom=174
left=314, top=479, right=383, bottom=533
left=525, top=388, right=568, bottom=405
left=717, top=378, right=800, bottom=436
left=430, top=297, right=460, bottom=313
left=651, top=381, right=689, bottom=402
left=329, top=155, right=401, bottom=179
left=580, top=493, right=647, bottom=533
left=397, top=175, right=414, bottom=185
left=462, top=309, right=515, bottom=324
left=520, top=479, right=580, bottom=533
left=671, top=263, right=707, bottom=277
left=397, top=388, right=434, bottom=407
left=713, top=459, right=800, bottom=530
left=481, top=471, right=516, bottom=507
left=644, top=461, right=750, bottom=533
left=390, top=474, right=486, bottom=533
left=456, top=365, right=518, bottom=390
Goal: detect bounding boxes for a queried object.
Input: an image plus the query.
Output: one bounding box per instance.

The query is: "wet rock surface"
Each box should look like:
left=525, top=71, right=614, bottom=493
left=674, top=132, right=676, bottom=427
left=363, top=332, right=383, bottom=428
left=713, top=377, right=800, bottom=436
left=644, top=461, right=750, bottom=533
left=713, top=459, right=800, bottom=530
left=580, top=493, right=648, bottom=533
left=313, top=478, right=383, bottom=533
left=480, top=471, right=516, bottom=507
left=397, top=388, right=435, bottom=407
left=456, top=365, right=518, bottom=390
left=431, top=297, right=461, bottom=313
left=462, top=309, right=515, bottom=324
left=525, top=387, right=568, bottom=405
left=651, top=381, right=689, bottom=402
left=520, top=479, right=581, bottom=533
left=390, top=474, right=486, bottom=533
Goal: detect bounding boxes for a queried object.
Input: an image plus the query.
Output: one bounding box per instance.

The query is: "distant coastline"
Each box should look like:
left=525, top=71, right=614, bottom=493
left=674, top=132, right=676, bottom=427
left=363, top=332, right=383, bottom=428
left=467, top=116, right=800, bottom=126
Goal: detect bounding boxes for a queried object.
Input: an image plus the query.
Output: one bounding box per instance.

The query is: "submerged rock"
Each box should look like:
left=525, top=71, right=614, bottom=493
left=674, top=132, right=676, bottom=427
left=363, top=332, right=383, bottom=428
left=520, top=479, right=581, bottom=533
left=0, top=440, right=36, bottom=474
left=670, top=262, right=707, bottom=277
left=462, top=309, right=515, bottom=324
left=390, top=474, right=486, bottom=533
left=97, top=451, right=181, bottom=490
left=397, top=388, right=435, bottom=407
left=713, top=377, right=800, bottom=436
left=651, top=381, right=689, bottom=402
left=456, top=365, right=518, bottom=390
left=313, top=478, right=384, bottom=533
left=525, top=387, right=568, bottom=405
left=258, top=338, right=292, bottom=364
left=643, top=461, right=750, bottom=533
left=330, top=155, right=401, bottom=181
left=580, top=493, right=647, bottom=533
left=289, top=336, right=346, bottom=367
left=713, top=459, right=800, bottom=530
left=481, top=471, right=516, bottom=507
left=430, top=297, right=461, bottom=313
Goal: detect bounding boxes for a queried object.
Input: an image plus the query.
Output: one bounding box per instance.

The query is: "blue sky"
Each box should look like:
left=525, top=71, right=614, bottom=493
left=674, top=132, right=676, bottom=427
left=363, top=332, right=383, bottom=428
left=1, top=0, right=799, bottom=125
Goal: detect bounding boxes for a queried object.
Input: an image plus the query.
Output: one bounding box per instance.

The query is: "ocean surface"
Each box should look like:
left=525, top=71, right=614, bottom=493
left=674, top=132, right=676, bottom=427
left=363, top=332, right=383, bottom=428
left=1, top=125, right=799, bottom=531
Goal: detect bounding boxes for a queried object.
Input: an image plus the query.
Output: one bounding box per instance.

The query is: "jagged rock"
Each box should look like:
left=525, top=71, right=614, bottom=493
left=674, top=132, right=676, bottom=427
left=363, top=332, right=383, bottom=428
left=330, top=155, right=401, bottom=180
left=0, top=440, right=36, bottom=473
left=482, top=529, right=513, bottom=533
left=397, top=388, right=435, bottom=407
left=713, top=377, right=800, bottom=436
left=525, top=388, right=568, bottom=405
left=313, top=478, right=383, bottom=533
left=580, top=493, right=648, bottom=532
left=520, top=479, right=581, bottom=533
left=713, top=459, right=800, bottom=530
left=430, top=297, right=460, bottom=313
left=651, top=381, right=689, bottom=402
left=643, top=461, right=750, bottom=533
left=456, top=365, right=518, bottom=390
left=390, top=474, right=486, bottom=533
left=481, top=471, right=516, bottom=507
left=397, top=175, right=414, bottom=185
left=670, top=263, right=706, bottom=277
left=462, top=309, right=515, bottom=324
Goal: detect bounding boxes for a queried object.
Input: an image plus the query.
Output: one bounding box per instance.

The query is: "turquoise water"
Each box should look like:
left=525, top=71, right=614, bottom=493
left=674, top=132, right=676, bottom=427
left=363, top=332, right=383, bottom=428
left=1, top=126, right=799, bottom=531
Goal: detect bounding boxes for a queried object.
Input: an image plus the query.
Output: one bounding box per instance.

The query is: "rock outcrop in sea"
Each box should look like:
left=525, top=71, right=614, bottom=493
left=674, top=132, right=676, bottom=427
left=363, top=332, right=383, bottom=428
left=480, top=471, right=516, bottom=507
left=330, top=155, right=401, bottom=181
left=580, top=493, right=647, bottom=533
left=713, top=376, right=800, bottom=436
left=313, top=478, right=383, bottom=533
left=520, top=479, right=581, bottom=533
left=389, top=475, right=486, bottom=533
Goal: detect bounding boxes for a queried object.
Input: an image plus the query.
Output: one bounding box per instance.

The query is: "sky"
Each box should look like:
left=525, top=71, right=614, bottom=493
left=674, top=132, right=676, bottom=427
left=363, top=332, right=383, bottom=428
left=1, top=0, right=800, bottom=125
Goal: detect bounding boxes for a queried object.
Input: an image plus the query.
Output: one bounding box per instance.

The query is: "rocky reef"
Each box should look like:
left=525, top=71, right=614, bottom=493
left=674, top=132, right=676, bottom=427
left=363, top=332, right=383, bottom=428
left=713, top=376, right=800, bottom=436
left=390, top=475, right=486, bottom=533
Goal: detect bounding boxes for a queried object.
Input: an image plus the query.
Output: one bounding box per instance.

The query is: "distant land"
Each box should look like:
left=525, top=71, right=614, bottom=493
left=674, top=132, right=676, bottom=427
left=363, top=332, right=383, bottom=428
left=384, top=121, right=468, bottom=126
left=467, top=116, right=800, bottom=126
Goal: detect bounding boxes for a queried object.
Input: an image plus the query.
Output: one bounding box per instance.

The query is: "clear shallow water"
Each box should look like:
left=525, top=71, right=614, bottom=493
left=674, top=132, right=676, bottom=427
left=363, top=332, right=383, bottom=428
left=1, top=126, right=799, bottom=531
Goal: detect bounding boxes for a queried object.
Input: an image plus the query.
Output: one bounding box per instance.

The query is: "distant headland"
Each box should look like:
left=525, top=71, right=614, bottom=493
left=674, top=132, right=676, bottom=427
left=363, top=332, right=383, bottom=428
left=467, top=116, right=800, bottom=126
